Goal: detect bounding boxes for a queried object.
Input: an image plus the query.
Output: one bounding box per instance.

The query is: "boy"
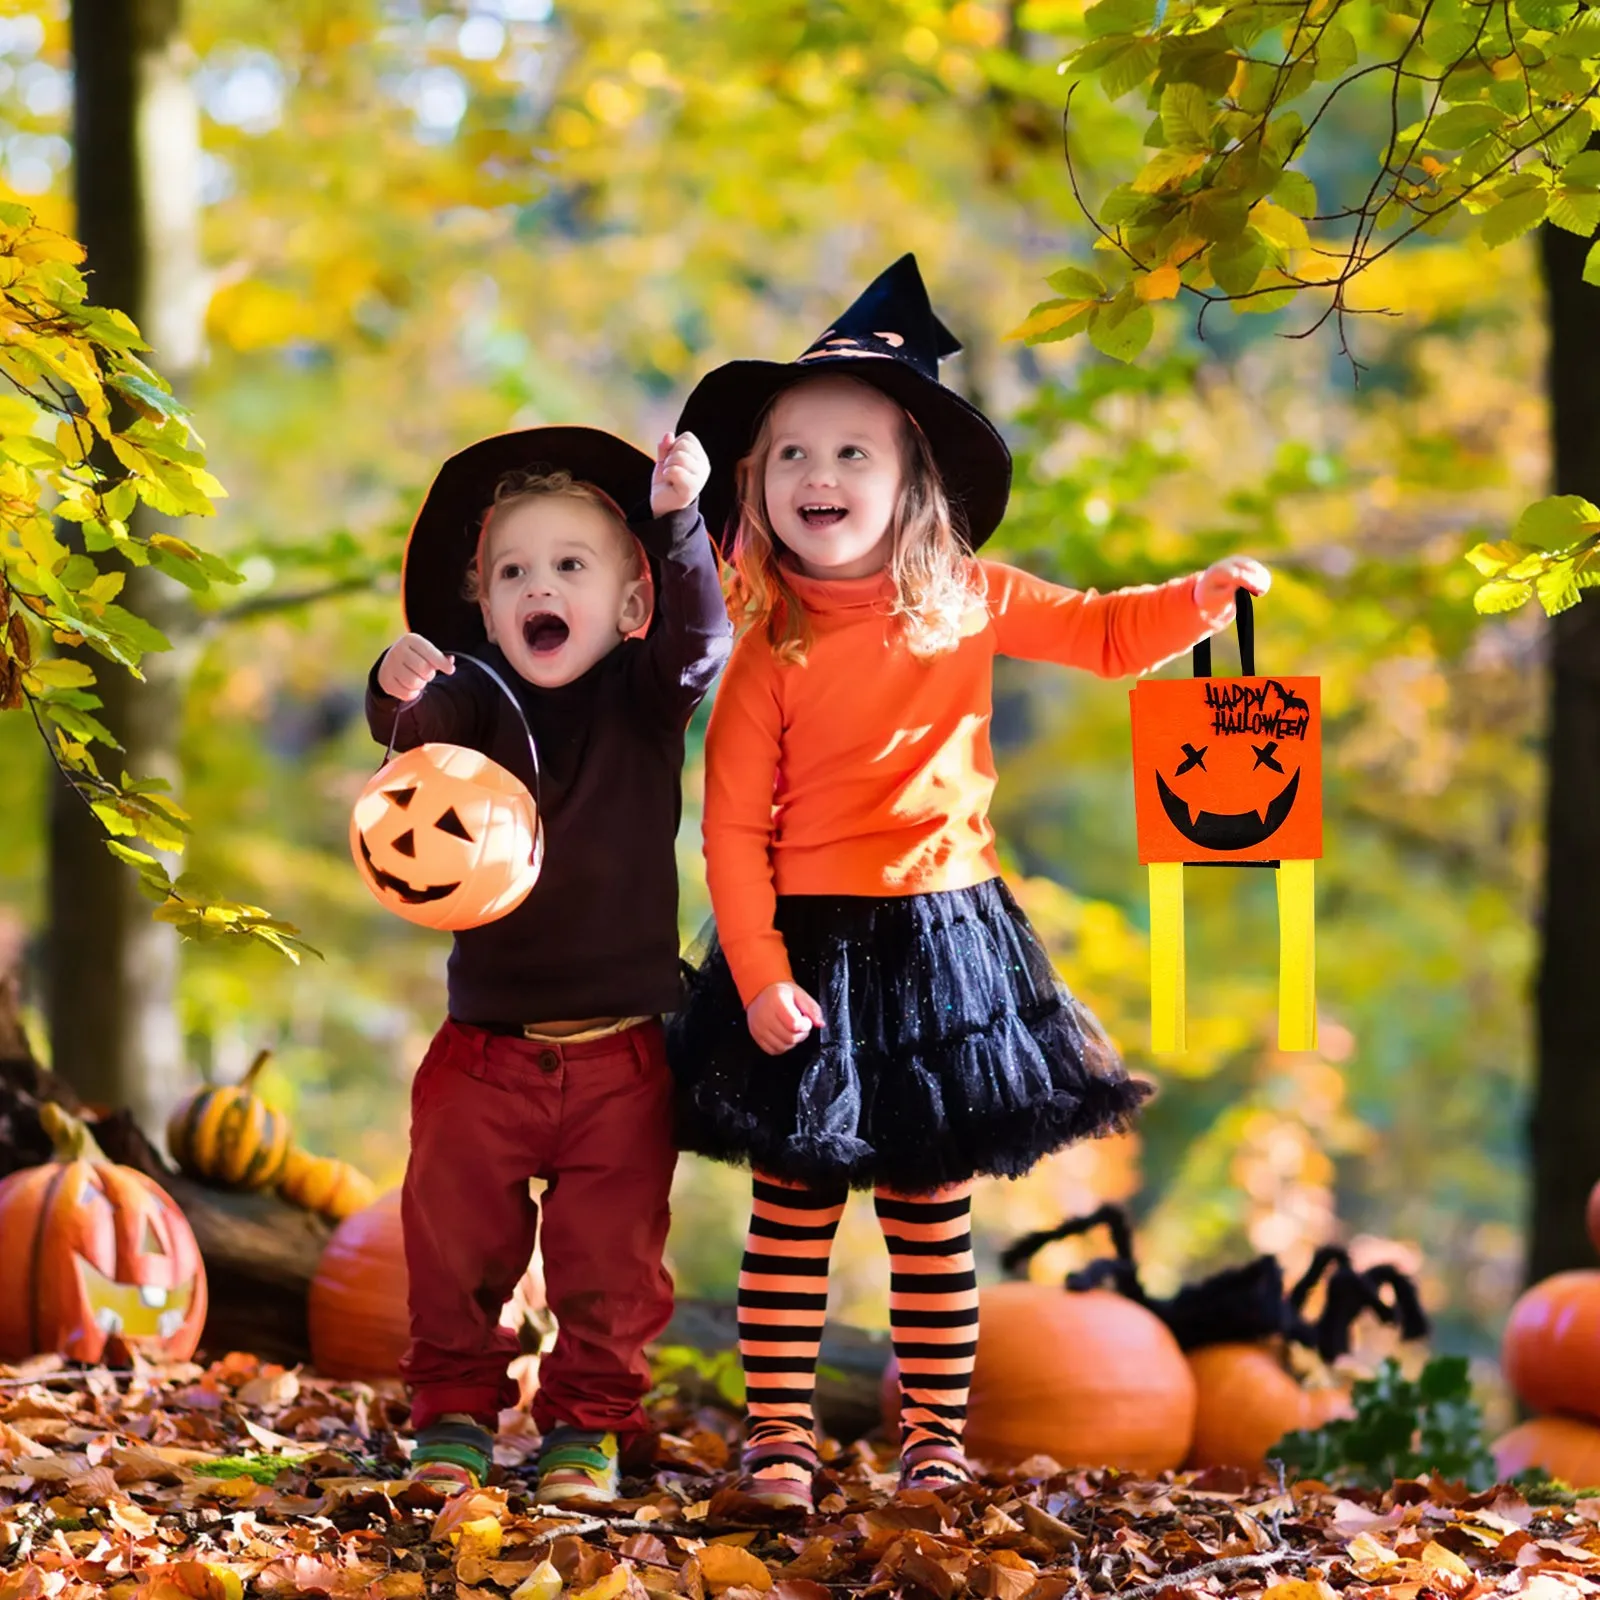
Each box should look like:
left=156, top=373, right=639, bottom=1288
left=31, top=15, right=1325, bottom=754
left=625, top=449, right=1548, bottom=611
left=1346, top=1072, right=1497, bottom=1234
left=367, top=426, right=728, bottom=1500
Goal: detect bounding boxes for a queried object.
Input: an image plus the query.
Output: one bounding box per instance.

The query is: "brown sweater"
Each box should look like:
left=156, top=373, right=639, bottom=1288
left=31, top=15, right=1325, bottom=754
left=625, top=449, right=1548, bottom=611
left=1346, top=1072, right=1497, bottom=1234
left=366, top=505, right=731, bottom=1024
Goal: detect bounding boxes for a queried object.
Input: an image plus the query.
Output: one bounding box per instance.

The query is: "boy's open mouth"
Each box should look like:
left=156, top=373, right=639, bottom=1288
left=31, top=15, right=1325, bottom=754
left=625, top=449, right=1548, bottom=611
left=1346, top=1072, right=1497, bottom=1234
left=523, top=613, right=570, bottom=655
left=799, top=504, right=847, bottom=528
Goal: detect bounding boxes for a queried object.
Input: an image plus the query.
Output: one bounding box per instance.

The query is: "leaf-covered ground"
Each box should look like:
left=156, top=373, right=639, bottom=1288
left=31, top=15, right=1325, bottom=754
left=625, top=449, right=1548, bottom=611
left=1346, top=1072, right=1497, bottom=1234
left=1, top=1353, right=1595, bottom=1600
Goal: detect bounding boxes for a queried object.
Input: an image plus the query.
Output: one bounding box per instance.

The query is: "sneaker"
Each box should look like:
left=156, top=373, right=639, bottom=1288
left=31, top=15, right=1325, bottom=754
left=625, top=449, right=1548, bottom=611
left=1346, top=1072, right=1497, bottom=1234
left=410, top=1416, right=495, bottom=1493
left=897, top=1442, right=973, bottom=1494
left=738, top=1437, right=818, bottom=1513
left=534, top=1428, right=620, bottom=1504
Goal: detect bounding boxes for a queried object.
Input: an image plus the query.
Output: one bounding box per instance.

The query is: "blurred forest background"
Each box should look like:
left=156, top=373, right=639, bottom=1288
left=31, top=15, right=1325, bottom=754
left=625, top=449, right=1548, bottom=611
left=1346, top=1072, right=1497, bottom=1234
left=0, top=0, right=1556, bottom=1392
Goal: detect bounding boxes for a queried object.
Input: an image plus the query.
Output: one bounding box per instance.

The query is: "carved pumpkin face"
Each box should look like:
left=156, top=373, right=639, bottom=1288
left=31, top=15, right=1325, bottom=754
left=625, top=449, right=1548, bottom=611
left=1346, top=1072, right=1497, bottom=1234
left=0, top=1143, right=207, bottom=1364
left=1131, top=675, right=1322, bottom=864
left=350, top=741, right=542, bottom=930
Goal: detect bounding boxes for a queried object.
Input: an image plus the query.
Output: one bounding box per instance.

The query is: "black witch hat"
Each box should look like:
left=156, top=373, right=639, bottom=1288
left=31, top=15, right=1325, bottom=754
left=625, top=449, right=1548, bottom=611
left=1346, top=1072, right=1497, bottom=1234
left=400, top=426, right=656, bottom=651
left=676, top=254, right=1012, bottom=554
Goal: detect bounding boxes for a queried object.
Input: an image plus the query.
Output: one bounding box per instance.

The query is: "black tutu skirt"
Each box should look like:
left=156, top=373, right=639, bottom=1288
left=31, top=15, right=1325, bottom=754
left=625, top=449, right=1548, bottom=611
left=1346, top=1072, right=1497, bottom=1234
left=665, top=877, right=1151, bottom=1195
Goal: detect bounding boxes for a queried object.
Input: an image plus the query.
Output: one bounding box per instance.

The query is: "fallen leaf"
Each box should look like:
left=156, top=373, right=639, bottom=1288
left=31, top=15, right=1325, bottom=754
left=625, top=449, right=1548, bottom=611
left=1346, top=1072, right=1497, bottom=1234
left=573, top=1567, right=635, bottom=1600
left=510, top=1561, right=563, bottom=1600
left=698, top=1546, right=772, bottom=1595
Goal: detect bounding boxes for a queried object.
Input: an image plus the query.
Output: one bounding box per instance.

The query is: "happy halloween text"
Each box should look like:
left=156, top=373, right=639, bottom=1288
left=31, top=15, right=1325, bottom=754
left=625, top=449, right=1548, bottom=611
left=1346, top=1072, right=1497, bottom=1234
left=1203, top=680, right=1312, bottom=740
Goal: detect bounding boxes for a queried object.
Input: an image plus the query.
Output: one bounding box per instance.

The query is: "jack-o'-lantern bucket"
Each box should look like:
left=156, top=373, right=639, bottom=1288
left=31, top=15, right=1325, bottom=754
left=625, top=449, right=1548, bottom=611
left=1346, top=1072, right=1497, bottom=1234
left=351, top=654, right=544, bottom=930
left=1129, top=591, right=1322, bottom=1052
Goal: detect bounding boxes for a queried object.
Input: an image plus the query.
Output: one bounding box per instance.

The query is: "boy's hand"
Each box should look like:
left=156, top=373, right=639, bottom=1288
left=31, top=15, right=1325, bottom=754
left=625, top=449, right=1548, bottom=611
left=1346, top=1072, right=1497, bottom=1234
left=378, top=632, right=454, bottom=702
left=651, top=430, right=709, bottom=516
left=747, top=981, right=825, bottom=1056
left=1195, top=556, right=1272, bottom=630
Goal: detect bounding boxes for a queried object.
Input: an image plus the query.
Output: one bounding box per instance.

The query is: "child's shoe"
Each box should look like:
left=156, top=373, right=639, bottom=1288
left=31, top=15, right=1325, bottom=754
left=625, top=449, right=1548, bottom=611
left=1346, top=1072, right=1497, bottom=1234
left=534, top=1428, right=620, bottom=1504
left=410, top=1415, right=495, bottom=1492
left=738, top=1437, right=818, bottom=1513
left=897, top=1442, right=973, bottom=1494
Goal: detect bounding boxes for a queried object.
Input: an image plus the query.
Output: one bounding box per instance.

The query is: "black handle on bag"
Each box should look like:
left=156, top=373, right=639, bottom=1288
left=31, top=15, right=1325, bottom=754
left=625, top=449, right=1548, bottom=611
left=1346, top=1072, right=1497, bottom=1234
left=1192, top=587, right=1255, bottom=678
left=381, top=652, right=545, bottom=836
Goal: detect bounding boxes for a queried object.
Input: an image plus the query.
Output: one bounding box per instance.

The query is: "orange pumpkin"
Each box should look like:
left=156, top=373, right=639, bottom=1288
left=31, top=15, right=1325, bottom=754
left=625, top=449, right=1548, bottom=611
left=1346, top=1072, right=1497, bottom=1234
left=1185, top=1341, right=1351, bottom=1471
left=883, top=1282, right=1195, bottom=1474
left=0, top=1105, right=207, bottom=1363
left=309, top=1189, right=543, bottom=1380
left=1502, top=1270, right=1600, bottom=1423
left=1495, top=1415, right=1600, bottom=1488
left=276, top=1146, right=378, bottom=1222
left=350, top=742, right=541, bottom=930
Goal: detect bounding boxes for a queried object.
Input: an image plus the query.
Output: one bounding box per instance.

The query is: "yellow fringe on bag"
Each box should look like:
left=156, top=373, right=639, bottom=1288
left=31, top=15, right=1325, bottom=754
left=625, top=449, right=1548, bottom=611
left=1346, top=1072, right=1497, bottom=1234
left=1148, top=861, right=1316, bottom=1053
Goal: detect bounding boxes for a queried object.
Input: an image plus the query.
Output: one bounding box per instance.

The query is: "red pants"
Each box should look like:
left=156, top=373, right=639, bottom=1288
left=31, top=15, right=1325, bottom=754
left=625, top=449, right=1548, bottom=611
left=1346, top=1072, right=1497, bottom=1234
left=400, top=1017, right=676, bottom=1436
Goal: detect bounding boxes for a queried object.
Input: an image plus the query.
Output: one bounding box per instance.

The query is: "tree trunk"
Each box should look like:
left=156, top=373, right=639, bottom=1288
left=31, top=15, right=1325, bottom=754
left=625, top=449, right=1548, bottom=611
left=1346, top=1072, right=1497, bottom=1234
left=51, top=0, right=203, bottom=1132
left=1529, top=222, right=1600, bottom=1287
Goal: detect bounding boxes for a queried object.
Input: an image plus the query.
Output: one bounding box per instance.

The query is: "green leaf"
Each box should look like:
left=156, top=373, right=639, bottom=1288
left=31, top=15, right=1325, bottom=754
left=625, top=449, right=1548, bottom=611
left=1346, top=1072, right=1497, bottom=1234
left=1515, top=493, right=1600, bottom=545
left=108, top=371, right=187, bottom=422
left=1273, top=170, right=1319, bottom=217
left=1210, top=235, right=1269, bottom=295
left=104, top=840, right=161, bottom=870
left=1549, top=8, right=1600, bottom=55
left=1084, top=0, right=1157, bottom=37
left=1538, top=562, right=1584, bottom=614
left=1479, top=185, right=1551, bottom=246
left=1088, top=293, right=1155, bottom=362
left=1549, top=189, right=1600, bottom=235
left=26, top=656, right=96, bottom=689
left=1046, top=265, right=1109, bottom=297
left=1424, top=103, right=1511, bottom=148
left=1560, top=149, right=1600, bottom=191
left=1161, top=82, right=1214, bottom=150
left=1313, top=22, right=1358, bottom=79
left=1100, top=37, right=1163, bottom=98
left=1475, top=577, right=1537, bottom=613
left=1585, top=239, right=1600, bottom=285
left=1465, top=538, right=1538, bottom=575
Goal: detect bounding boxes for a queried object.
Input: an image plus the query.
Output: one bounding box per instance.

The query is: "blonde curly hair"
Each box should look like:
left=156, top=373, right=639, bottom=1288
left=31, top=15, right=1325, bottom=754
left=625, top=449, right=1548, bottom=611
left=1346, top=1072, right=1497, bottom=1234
left=463, top=468, right=641, bottom=602
left=726, top=381, right=982, bottom=664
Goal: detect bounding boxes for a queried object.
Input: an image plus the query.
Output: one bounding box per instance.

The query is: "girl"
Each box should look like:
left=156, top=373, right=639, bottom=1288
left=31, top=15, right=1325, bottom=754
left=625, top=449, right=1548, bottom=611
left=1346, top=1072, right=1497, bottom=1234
left=667, top=256, right=1270, bottom=1509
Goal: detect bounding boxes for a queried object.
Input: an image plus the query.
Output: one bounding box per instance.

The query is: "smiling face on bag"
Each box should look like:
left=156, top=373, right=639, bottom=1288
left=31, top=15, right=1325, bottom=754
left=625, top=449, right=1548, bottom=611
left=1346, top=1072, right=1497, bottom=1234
left=762, top=376, right=908, bottom=580
left=477, top=494, right=649, bottom=688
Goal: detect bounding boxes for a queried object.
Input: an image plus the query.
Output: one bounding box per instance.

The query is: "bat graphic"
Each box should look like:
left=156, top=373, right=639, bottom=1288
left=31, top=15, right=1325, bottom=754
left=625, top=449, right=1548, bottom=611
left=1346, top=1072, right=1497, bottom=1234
left=1266, top=680, right=1310, bottom=715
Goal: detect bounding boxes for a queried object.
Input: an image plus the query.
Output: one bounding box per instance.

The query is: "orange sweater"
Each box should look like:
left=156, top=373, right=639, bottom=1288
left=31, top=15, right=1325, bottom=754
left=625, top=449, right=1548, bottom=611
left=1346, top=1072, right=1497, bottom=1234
left=704, top=560, right=1213, bottom=1004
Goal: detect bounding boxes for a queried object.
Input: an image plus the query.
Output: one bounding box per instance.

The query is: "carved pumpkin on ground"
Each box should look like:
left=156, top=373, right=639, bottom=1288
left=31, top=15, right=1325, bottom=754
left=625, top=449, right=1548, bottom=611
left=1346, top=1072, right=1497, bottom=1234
left=308, top=1189, right=543, bottom=1381
left=1128, top=593, right=1322, bottom=1051
left=1001, top=1207, right=1427, bottom=1475
left=166, top=1049, right=291, bottom=1191
left=0, top=1104, right=207, bottom=1363
left=350, top=742, right=542, bottom=931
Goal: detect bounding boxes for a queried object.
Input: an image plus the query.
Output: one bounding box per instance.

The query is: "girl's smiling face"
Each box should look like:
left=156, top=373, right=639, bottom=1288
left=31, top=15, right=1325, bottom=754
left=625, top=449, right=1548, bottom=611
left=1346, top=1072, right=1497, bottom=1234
left=762, top=376, right=906, bottom=580
left=478, top=495, right=648, bottom=688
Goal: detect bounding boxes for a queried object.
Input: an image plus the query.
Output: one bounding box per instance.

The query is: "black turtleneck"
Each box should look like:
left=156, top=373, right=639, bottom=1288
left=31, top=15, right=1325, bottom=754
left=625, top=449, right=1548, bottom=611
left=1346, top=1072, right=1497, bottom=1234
left=364, top=504, right=731, bottom=1025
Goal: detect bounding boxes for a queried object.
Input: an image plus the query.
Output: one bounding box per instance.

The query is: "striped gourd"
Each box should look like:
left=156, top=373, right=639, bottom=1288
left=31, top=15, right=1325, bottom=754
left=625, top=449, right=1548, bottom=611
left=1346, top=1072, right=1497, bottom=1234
left=166, top=1050, right=291, bottom=1191
left=276, top=1146, right=378, bottom=1221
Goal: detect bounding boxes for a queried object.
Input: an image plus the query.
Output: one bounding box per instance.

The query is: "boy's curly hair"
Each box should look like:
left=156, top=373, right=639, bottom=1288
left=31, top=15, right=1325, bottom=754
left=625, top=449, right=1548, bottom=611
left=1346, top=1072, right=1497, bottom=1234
left=463, top=468, right=641, bottom=601
left=726, top=383, right=982, bottom=664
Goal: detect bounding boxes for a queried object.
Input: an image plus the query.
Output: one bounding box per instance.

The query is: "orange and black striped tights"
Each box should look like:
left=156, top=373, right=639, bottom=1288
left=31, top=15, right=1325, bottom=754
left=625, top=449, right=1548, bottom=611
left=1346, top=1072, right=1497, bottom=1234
left=738, top=1173, right=977, bottom=1493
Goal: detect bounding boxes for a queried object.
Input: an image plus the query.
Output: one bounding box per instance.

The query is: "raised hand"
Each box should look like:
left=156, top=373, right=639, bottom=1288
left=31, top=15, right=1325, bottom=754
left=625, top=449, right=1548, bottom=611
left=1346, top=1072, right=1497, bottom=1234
left=747, top=980, right=825, bottom=1056
left=377, top=632, right=454, bottom=703
left=1195, top=555, right=1272, bottom=630
left=651, top=430, right=710, bottom=516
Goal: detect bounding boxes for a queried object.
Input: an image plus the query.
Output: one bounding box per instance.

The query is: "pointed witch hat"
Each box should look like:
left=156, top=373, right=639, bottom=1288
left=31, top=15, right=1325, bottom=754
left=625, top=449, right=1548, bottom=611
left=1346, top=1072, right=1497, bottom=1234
left=400, top=426, right=657, bottom=652
left=676, top=253, right=1012, bottom=554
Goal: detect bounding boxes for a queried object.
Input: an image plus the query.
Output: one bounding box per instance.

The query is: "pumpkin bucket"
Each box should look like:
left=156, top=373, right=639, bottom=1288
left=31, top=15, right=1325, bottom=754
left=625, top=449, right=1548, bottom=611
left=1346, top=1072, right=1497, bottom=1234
left=352, top=653, right=544, bottom=930
left=1129, top=590, right=1323, bottom=1051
